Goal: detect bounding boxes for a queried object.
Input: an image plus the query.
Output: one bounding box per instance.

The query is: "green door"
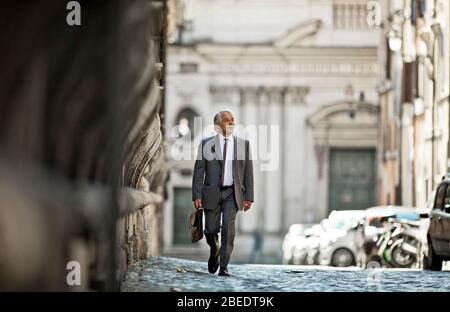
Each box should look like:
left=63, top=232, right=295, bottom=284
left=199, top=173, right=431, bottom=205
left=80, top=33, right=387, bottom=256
left=328, top=149, right=376, bottom=212
left=173, top=188, right=193, bottom=245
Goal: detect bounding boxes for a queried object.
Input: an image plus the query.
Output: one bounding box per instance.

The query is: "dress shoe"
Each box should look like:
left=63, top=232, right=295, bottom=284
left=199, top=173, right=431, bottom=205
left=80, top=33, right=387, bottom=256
left=208, top=249, right=219, bottom=274
left=218, top=266, right=230, bottom=277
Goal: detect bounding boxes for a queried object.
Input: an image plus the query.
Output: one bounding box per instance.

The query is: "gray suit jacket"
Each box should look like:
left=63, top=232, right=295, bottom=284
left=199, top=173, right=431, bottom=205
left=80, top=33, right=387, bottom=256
left=192, top=134, right=254, bottom=211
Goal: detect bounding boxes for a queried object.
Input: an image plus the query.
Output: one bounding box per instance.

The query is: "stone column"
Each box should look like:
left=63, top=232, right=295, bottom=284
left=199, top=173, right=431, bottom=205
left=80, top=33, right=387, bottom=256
left=238, top=87, right=259, bottom=234
left=284, top=86, right=310, bottom=225
left=264, top=87, right=283, bottom=234
left=257, top=88, right=269, bottom=236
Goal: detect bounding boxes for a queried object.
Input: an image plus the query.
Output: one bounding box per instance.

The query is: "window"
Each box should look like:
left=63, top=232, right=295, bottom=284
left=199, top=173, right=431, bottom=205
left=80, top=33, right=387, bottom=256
left=434, top=184, right=447, bottom=209
left=385, top=37, right=392, bottom=79
left=179, top=62, right=198, bottom=73
left=418, top=0, right=426, bottom=18
left=333, top=1, right=369, bottom=29
left=175, top=107, right=198, bottom=140
left=444, top=185, right=450, bottom=211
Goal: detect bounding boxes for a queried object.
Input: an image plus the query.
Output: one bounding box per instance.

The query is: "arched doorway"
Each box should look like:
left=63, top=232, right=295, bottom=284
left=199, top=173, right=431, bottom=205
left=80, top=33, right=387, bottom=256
left=307, top=101, right=379, bottom=214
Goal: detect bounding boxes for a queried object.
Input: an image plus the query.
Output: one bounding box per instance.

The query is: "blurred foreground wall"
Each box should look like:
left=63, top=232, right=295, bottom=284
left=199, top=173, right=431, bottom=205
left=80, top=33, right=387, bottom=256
left=0, top=0, right=167, bottom=291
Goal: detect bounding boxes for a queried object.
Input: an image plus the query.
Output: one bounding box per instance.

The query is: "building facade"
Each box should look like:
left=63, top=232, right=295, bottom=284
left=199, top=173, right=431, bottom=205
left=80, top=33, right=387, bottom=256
left=377, top=0, right=450, bottom=209
left=164, top=0, right=380, bottom=263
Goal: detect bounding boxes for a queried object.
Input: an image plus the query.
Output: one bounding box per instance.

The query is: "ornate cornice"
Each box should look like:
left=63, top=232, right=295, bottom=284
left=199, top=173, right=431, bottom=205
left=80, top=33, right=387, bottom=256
left=210, top=62, right=379, bottom=75
left=209, top=86, right=310, bottom=105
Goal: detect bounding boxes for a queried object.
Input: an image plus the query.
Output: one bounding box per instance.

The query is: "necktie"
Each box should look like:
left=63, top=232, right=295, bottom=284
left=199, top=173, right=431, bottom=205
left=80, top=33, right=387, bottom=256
left=221, top=138, right=228, bottom=186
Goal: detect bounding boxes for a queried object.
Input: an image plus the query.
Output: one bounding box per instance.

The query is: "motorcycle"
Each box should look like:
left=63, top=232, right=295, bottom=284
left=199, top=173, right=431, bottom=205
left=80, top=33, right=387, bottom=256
left=374, top=216, right=422, bottom=268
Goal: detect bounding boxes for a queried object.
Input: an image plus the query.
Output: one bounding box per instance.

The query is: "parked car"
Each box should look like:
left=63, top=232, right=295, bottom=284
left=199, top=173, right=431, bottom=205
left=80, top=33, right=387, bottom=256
left=282, top=224, right=309, bottom=264
left=292, top=223, right=324, bottom=265
left=305, top=220, right=329, bottom=265
left=422, top=175, right=450, bottom=271
left=318, top=210, right=366, bottom=267
left=417, top=189, right=436, bottom=268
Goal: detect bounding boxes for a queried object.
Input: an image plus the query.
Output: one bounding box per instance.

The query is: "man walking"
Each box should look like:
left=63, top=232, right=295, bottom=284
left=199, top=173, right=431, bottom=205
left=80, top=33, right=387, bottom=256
left=192, top=111, right=254, bottom=277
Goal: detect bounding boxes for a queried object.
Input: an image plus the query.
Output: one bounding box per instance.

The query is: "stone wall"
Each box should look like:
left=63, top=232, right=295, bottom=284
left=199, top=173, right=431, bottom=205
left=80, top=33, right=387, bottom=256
left=0, top=0, right=168, bottom=291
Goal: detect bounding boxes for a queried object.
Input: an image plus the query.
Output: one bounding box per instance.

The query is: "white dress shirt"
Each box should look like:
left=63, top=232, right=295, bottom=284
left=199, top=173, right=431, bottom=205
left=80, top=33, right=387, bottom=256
left=219, top=133, right=234, bottom=186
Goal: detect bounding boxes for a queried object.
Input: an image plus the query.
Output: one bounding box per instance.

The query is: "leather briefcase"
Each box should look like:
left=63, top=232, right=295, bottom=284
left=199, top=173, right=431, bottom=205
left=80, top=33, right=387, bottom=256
left=189, top=208, right=204, bottom=242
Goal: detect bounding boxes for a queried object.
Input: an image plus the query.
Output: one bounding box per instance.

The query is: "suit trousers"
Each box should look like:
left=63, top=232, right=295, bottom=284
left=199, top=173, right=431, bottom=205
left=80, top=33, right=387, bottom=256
left=203, top=187, right=238, bottom=268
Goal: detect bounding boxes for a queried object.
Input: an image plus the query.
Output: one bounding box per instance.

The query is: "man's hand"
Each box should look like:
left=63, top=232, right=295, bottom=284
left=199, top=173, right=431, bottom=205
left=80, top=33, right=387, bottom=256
left=243, top=200, right=253, bottom=211
left=194, top=199, right=202, bottom=210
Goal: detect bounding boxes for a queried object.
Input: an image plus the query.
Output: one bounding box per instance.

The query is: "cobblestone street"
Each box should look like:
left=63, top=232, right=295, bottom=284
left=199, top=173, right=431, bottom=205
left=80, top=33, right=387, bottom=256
left=121, top=257, right=450, bottom=292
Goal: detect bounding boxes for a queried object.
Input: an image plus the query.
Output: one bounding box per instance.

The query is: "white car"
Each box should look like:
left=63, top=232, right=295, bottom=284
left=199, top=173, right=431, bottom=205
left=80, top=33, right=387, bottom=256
left=292, top=223, right=325, bottom=265
left=282, top=224, right=310, bottom=264
left=318, top=210, right=366, bottom=267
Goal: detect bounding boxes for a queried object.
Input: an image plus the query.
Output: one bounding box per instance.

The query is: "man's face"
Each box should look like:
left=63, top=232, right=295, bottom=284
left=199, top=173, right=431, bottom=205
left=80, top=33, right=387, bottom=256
left=219, top=112, right=235, bottom=137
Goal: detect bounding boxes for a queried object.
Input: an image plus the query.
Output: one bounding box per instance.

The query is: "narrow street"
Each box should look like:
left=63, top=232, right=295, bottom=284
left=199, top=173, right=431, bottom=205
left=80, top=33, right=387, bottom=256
left=121, top=257, right=450, bottom=292
left=2, top=1, right=450, bottom=295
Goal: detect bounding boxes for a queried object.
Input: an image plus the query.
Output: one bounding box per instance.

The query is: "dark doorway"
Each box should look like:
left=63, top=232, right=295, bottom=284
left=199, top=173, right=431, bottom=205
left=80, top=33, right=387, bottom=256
left=173, top=187, right=194, bottom=245
left=328, top=149, right=376, bottom=212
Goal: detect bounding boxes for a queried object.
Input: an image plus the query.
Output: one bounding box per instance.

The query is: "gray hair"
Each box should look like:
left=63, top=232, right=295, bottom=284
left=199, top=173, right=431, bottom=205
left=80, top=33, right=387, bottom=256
left=214, top=110, right=233, bottom=125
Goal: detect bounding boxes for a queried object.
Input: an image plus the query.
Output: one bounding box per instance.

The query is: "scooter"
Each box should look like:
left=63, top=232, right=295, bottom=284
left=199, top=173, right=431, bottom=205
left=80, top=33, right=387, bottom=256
left=388, top=219, right=422, bottom=268
left=375, top=217, right=422, bottom=268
